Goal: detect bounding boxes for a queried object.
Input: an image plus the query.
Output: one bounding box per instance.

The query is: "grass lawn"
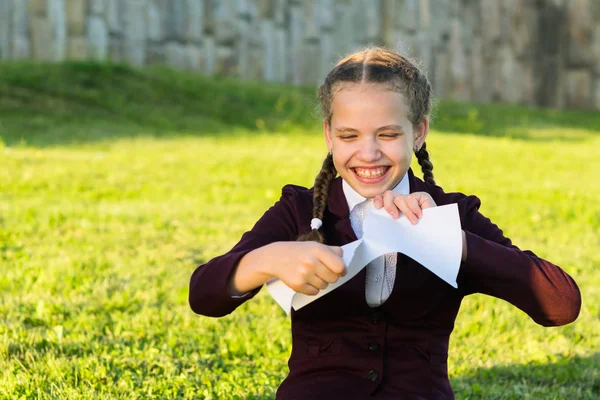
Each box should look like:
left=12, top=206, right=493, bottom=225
left=0, top=62, right=599, bottom=399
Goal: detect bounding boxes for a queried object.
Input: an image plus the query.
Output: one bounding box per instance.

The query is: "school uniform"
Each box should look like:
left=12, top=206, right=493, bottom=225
left=189, top=168, right=581, bottom=399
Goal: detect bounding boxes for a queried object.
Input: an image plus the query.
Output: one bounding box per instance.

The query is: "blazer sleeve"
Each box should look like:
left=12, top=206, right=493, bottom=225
left=455, top=195, right=581, bottom=327
left=189, top=185, right=303, bottom=318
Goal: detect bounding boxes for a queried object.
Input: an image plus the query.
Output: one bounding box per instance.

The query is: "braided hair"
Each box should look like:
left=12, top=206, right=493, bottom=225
left=299, top=47, right=435, bottom=244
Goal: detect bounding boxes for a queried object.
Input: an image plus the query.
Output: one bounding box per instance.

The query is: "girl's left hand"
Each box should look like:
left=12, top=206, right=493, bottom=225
left=373, top=191, right=437, bottom=225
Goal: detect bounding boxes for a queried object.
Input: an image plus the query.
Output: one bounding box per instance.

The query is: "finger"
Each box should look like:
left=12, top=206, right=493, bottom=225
left=373, top=194, right=384, bottom=209
left=314, top=261, right=340, bottom=284
left=394, top=196, right=417, bottom=224
left=318, top=246, right=346, bottom=276
left=415, top=192, right=437, bottom=208
left=305, top=272, right=329, bottom=291
left=383, top=191, right=400, bottom=219
left=405, top=195, right=422, bottom=219
left=328, top=246, right=343, bottom=257
left=297, top=283, right=319, bottom=296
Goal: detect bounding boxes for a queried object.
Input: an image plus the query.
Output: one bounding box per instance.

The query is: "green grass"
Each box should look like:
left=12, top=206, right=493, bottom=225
left=0, top=62, right=599, bottom=399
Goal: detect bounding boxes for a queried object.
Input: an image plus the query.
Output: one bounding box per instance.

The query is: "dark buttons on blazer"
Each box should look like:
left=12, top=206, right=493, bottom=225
left=367, top=369, right=379, bottom=381
left=371, top=311, right=384, bottom=324
left=368, top=341, right=380, bottom=351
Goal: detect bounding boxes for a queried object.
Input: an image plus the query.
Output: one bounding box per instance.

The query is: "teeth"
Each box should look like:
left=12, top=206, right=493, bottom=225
left=355, top=167, right=387, bottom=178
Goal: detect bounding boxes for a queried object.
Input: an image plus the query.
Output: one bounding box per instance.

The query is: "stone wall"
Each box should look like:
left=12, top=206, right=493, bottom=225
left=1, top=0, right=599, bottom=109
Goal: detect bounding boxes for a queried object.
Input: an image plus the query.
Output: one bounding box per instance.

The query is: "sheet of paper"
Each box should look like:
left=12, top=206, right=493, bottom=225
left=266, top=203, right=462, bottom=314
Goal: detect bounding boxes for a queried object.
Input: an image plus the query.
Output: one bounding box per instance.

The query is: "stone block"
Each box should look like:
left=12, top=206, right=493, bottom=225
left=319, top=32, right=334, bottom=83
left=12, top=36, right=31, bottom=59
left=273, top=27, right=287, bottom=82
left=303, top=0, right=318, bottom=40
left=301, top=40, right=320, bottom=84
left=146, top=1, right=163, bottom=41
left=49, top=0, right=67, bottom=61
left=566, top=0, right=593, bottom=67
left=565, top=70, right=592, bottom=108
left=537, top=1, right=563, bottom=57
left=87, top=16, right=108, bottom=60
left=429, top=0, right=449, bottom=48
left=216, top=44, right=237, bottom=76
left=470, top=37, right=484, bottom=101
left=498, top=45, right=520, bottom=103
left=67, top=36, right=89, bottom=60
left=213, top=0, right=236, bottom=45
left=166, top=0, right=185, bottom=41
left=258, top=0, right=275, bottom=19
left=237, top=18, right=251, bottom=79
left=399, top=0, right=419, bottom=32
left=509, top=0, right=534, bottom=59
left=0, top=0, right=12, bottom=59
left=364, top=0, right=380, bottom=42
left=274, top=0, right=286, bottom=26
left=109, top=36, right=123, bottom=61
left=146, top=42, right=165, bottom=65
left=381, top=0, right=396, bottom=45
left=165, top=41, right=186, bottom=70
left=30, top=17, right=53, bottom=60
left=419, top=0, right=430, bottom=30
left=594, top=77, right=600, bottom=109
left=13, top=0, right=29, bottom=36
left=107, top=0, right=123, bottom=34
left=184, top=0, right=204, bottom=42
left=288, top=4, right=303, bottom=84
left=29, top=0, right=47, bottom=17
left=519, top=63, right=535, bottom=105
left=448, top=19, right=468, bottom=101
left=593, top=25, right=600, bottom=75
left=184, top=43, right=203, bottom=71
left=66, top=0, right=86, bottom=35
left=89, top=0, right=106, bottom=15
left=480, top=0, right=500, bottom=46
left=535, top=56, right=561, bottom=108
left=123, top=0, right=147, bottom=66
left=204, top=35, right=216, bottom=75
left=432, top=50, right=449, bottom=98
left=333, top=3, right=352, bottom=57
left=261, top=19, right=276, bottom=81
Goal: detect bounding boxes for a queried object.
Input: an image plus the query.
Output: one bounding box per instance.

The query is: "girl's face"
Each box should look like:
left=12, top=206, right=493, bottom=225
left=324, top=83, right=429, bottom=199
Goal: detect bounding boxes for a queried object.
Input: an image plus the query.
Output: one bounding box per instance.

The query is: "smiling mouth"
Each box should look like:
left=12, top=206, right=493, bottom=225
left=352, top=166, right=390, bottom=179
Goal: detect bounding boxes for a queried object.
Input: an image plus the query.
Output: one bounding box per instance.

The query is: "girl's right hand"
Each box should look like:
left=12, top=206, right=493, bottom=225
left=264, top=241, right=346, bottom=295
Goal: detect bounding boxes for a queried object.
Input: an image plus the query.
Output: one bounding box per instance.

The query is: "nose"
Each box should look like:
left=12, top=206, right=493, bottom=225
left=356, top=137, right=381, bottom=162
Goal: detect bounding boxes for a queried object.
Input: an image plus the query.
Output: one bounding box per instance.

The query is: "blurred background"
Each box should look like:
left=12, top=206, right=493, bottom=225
left=1, top=0, right=599, bottom=109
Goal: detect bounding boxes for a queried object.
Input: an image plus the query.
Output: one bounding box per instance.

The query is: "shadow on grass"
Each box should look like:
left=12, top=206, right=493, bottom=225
left=0, top=61, right=599, bottom=148
left=451, top=352, right=600, bottom=399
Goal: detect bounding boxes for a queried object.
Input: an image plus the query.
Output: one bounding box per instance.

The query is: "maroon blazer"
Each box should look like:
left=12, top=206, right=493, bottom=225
left=189, top=169, right=581, bottom=399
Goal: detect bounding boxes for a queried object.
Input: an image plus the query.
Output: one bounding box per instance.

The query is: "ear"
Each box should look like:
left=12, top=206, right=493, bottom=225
left=323, top=119, right=333, bottom=151
left=413, top=116, right=429, bottom=150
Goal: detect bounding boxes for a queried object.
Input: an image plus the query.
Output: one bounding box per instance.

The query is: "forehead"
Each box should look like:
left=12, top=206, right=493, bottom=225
left=330, top=83, right=410, bottom=125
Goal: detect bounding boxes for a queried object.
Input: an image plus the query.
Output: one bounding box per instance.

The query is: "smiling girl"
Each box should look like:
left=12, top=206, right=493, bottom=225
left=189, top=47, right=581, bottom=399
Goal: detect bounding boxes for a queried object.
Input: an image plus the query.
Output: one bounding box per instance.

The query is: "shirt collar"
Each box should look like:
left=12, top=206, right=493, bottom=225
left=341, top=172, right=410, bottom=213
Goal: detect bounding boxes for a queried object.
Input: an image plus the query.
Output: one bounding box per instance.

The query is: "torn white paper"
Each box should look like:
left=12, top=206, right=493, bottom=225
left=266, top=203, right=463, bottom=314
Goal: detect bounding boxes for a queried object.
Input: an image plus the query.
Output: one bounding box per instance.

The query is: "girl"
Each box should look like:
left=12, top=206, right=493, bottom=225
left=189, top=47, right=581, bottom=399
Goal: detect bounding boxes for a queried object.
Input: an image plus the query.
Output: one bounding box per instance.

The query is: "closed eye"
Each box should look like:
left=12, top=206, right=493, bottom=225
left=379, top=133, right=401, bottom=138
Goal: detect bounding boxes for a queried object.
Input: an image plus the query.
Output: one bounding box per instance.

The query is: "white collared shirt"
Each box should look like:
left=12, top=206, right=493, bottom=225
left=342, top=173, right=410, bottom=307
